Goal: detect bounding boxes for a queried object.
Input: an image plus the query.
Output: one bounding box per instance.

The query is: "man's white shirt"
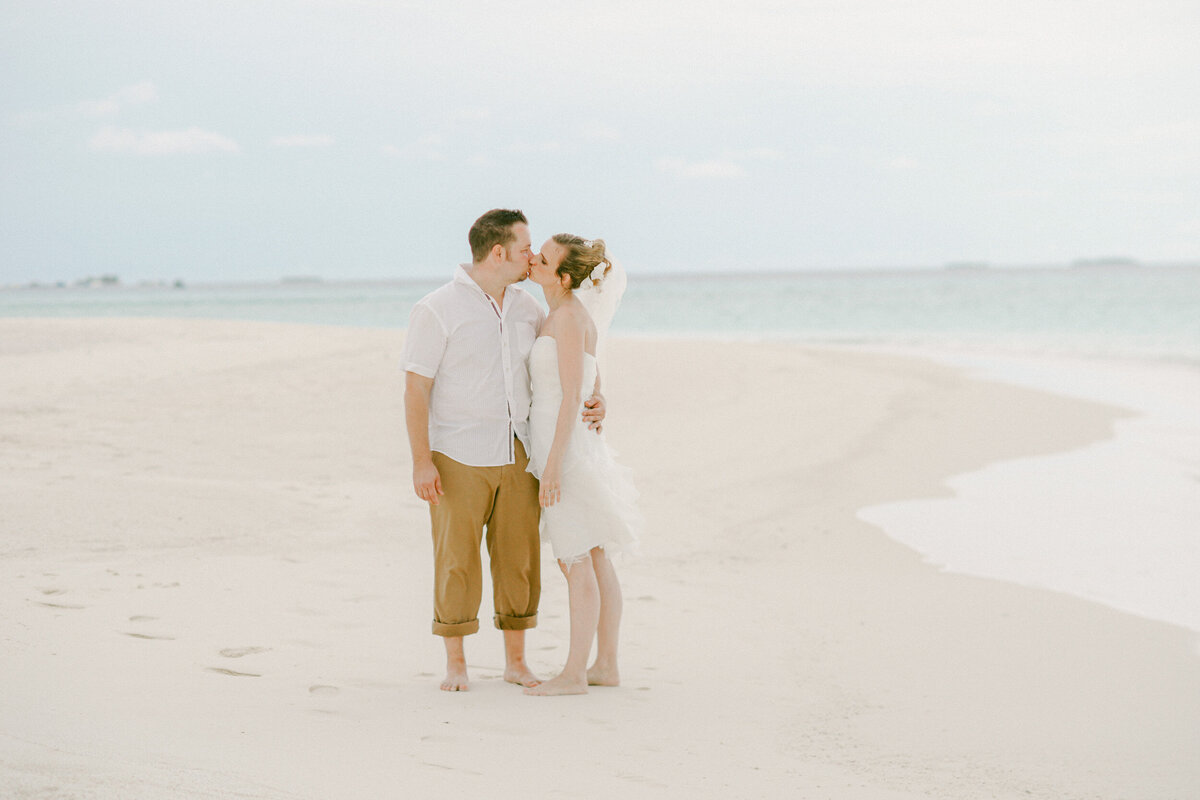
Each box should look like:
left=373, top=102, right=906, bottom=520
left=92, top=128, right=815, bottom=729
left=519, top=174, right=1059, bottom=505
left=401, top=265, right=545, bottom=467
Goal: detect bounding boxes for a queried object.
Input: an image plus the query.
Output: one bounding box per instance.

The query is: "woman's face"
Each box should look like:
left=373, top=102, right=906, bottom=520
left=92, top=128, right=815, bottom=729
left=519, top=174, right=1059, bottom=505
left=530, top=239, right=567, bottom=287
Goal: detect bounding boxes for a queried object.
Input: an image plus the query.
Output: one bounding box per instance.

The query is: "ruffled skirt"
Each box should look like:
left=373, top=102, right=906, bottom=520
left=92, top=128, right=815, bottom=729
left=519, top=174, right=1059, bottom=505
left=525, top=409, right=642, bottom=565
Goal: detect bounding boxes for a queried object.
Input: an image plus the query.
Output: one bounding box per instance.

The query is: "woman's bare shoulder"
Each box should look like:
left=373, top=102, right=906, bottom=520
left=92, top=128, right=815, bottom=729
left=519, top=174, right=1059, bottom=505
left=565, top=298, right=598, bottom=352
left=564, top=298, right=596, bottom=328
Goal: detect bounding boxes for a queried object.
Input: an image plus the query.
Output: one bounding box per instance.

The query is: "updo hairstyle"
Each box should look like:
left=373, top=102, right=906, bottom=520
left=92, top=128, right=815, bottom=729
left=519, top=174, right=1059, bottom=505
left=551, top=234, right=613, bottom=290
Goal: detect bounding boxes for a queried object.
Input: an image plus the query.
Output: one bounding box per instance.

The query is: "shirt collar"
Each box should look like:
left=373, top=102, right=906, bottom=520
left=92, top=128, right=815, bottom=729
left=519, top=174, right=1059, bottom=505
left=454, top=263, right=526, bottom=309
left=453, top=263, right=479, bottom=290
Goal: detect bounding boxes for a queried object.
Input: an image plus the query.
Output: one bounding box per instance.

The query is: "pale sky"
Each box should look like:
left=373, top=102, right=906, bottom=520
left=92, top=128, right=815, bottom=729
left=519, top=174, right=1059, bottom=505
left=2, top=0, right=1198, bottom=284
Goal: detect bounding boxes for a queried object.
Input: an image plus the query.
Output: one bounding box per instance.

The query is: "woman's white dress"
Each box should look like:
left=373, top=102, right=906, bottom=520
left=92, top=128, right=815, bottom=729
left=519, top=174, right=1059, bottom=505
left=526, top=336, right=641, bottom=564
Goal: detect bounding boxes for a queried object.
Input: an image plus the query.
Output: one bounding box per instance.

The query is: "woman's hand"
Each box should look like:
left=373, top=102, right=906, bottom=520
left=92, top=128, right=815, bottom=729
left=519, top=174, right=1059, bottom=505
left=539, top=463, right=562, bottom=508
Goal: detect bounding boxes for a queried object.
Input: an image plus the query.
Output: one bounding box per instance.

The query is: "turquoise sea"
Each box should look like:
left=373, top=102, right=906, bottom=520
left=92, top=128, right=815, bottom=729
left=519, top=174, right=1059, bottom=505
left=4, top=265, right=1199, bottom=364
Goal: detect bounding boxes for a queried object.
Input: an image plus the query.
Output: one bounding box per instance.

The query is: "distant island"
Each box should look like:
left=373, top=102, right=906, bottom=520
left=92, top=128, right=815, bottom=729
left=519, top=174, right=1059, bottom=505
left=943, top=261, right=990, bottom=271
left=74, top=274, right=122, bottom=287
left=6, top=275, right=186, bottom=290
left=1071, top=257, right=1141, bottom=268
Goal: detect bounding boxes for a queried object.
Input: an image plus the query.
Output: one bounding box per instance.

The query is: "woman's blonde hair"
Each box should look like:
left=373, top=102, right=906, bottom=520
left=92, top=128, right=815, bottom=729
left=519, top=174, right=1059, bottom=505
left=551, top=234, right=612, bottom=290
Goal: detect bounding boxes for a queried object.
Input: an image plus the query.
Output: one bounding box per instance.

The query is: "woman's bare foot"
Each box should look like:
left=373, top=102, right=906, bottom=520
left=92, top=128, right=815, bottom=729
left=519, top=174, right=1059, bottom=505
left=524, top=672, right=587, bottom=696
left=586, top=663, right=619, bottom=687
left=504, top=666, right=541, bottom=688
left=441, top=666, right=469, bottom=692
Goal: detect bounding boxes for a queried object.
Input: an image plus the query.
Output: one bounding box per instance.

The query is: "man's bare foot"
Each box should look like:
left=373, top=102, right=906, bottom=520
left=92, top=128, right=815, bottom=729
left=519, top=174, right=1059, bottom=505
left=440, top=666, right=469, bottom=692
left=587, top=664, right=620, bottom=687
left=524, top=672, right=587, bottom=696
left=504, top=666, right=541, bottom=688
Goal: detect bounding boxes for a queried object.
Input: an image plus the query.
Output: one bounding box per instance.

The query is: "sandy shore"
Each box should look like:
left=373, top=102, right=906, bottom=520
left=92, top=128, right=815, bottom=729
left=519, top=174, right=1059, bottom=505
left=2, top=318, right=1197, bottom=799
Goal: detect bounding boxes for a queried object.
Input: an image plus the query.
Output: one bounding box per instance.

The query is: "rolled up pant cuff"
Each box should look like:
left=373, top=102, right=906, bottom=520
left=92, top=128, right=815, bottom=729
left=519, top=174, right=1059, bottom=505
left=432, top=618, right=480, bottom=637
left=494, top=612, right=537, bottom=631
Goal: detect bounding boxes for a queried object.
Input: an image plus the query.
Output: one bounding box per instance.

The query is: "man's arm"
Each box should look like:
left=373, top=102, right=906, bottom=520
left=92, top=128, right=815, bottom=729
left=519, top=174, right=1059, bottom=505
left=404, top=371, right=443, bottom=504
left=582, top=369, right=606, bottom=433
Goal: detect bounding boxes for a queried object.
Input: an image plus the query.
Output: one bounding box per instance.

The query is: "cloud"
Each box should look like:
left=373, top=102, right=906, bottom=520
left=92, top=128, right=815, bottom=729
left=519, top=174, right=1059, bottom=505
left=270, top=134, right=335, bottom=147
left=382, top=133, right=444, bottom=161
left=75, top=81, right=158, bottom=117
left=655, top=148, right=781, bottom=178
left=1107, top=120, right=1200, bottom=155
left=582, top=126, right=622, bottom=142
left=509, top=140, right=562, bottom=154
left=13, top=80, right=159, bottom=124
left=885, top=156, right=921, bottom=171
left=655, top=158, right=747, bottom=179
left=727, top=147, right=784, bottom=161
left=75, top=100, right=121, bottom=117
left=452, top=108, right=490, bottom=122
left=1053, top=118, right=1200, bottom=174
left=88, top=126, right=240, bottom=155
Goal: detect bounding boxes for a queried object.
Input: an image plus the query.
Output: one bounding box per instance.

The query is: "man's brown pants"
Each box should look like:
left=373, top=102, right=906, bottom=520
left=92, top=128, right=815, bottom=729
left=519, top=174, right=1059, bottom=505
left=428, top=439, right=541, bottom=636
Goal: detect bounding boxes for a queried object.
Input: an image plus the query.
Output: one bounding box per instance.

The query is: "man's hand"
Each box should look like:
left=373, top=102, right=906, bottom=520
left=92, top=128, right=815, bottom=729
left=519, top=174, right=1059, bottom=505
left=413, top=458, right=444, bottom=505
left=404, top=372, right=443, bottom=503
left=582, top=391, right=606, bottom=433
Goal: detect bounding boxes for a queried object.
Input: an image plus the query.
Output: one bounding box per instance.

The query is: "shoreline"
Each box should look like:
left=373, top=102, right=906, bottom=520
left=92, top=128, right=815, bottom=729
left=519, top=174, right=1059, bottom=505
left=2, top=318, right=1198, bottom=798
left=849, top=345, right=1200, bottom=637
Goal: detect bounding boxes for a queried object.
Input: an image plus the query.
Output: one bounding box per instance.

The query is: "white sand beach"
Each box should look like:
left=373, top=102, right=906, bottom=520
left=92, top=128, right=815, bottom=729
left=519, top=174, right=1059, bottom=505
left=2, top=318, right=1198, bottom=799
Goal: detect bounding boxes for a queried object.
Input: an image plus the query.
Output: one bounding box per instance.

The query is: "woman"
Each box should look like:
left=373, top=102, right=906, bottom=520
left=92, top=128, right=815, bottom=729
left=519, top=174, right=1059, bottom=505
left=523, top=234, right=640, bottom=696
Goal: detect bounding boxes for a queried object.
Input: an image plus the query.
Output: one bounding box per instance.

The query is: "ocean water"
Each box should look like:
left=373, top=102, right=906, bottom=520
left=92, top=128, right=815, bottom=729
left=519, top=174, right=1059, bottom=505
left=5, top=265, right=1200, bottom=363
left=6, top=266, right=1200, bottom=636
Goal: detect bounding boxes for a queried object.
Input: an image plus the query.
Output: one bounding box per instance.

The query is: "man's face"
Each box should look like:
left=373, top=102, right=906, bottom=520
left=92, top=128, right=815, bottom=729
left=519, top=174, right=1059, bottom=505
left=501, top=223, right=535, bottom=283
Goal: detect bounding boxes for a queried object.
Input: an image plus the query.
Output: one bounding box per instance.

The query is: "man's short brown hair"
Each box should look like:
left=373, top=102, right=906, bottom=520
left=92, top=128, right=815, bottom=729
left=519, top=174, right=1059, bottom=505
left=468, top=209, right=528, bottom=263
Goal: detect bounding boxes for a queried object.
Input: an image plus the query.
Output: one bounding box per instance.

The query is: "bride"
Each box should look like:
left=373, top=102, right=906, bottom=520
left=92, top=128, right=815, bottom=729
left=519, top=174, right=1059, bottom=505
left=523, top=234, right=641, bottom=696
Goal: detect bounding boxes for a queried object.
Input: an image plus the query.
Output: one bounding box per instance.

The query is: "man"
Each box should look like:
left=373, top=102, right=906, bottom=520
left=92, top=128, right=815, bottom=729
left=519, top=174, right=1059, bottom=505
left=401, top=209, right=604, bottom=691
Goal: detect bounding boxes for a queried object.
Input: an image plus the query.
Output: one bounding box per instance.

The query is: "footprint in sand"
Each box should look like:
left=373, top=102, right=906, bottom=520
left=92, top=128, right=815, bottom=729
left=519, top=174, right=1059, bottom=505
left=207, top=667, right=261, bottom=678
left=34, top=588, right=84, bottom=609
left=128, top=615, right=157, bottom=622
left=124, top=632, right=175, bottom=640
left=344, top=594, right=384, bottom=604
left=219, top=646, right=271, bottom=658
left=308, top=685, right=339, bottom=696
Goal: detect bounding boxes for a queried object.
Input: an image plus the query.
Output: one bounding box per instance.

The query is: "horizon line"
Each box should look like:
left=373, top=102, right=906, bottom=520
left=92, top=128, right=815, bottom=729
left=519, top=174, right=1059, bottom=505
left=6, top=258, right=1200, bottom=291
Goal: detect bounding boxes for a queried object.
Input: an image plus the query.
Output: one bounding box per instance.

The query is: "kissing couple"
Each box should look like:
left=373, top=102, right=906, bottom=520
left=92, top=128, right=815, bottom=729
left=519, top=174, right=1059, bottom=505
left=402, top=209, right=641, bottom=696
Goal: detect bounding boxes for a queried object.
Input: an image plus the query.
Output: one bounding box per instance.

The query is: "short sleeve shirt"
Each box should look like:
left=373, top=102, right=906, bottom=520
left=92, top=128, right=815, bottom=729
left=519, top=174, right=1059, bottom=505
left=401, top=265, right=545, bottom=467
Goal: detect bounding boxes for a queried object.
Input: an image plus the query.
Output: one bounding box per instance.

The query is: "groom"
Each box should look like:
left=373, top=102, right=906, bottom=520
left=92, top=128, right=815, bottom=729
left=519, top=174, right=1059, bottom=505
left=402, top=208, right=604, bottom=691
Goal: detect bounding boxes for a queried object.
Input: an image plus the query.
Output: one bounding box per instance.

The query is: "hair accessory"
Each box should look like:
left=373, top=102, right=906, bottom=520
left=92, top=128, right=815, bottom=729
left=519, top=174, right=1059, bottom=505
left=579, top=262, right=606, bottom=293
